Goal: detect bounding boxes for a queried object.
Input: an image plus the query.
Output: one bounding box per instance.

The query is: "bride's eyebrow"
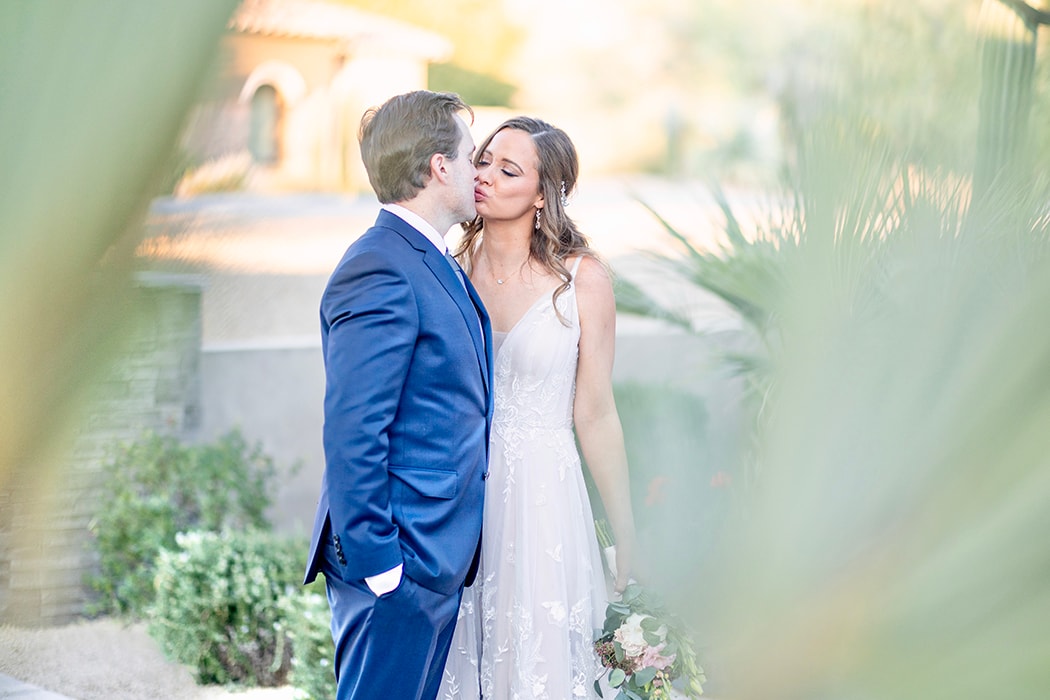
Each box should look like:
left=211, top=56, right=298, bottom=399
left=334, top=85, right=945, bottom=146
left=482, top=149, right=524, bottom=173
left=499, top=157, right=524, bottom=173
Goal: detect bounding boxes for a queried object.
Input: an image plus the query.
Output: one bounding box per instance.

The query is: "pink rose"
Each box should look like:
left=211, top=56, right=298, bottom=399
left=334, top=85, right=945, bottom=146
left=638, top=642, right=676, bottom=671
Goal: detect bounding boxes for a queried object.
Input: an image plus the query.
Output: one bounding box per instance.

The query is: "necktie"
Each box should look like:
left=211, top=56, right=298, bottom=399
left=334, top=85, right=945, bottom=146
left=445, top=250, right=469, bottom=293
left=446, top=250, right=485, bottom=347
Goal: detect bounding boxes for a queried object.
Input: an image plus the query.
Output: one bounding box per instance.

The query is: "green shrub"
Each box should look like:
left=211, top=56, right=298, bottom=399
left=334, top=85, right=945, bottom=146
left=614, top=382, right=713, bottom=499
left=282, top=582, right=335, bottom=700
left=428, top=62, right=516, bottom=107
left=87, top=429, right=277, bottom=617
left=592, top=382, right=734, bottom=588
left=587, top=382, right=718, bottom=534
left=150, top=529, right=303, bottom=686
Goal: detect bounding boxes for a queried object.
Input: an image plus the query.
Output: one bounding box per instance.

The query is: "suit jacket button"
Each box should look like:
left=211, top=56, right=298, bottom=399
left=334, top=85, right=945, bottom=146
left=482, top=471, right=490, bottom=480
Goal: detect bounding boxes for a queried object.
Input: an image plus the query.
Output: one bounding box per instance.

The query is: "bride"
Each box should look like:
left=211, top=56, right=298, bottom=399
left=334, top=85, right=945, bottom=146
left=440, top=116, right=637, bottom=699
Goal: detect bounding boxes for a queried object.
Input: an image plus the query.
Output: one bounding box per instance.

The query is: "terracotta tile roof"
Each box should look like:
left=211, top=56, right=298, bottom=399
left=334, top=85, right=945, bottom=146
left=230, top=0, right=452, bottom=61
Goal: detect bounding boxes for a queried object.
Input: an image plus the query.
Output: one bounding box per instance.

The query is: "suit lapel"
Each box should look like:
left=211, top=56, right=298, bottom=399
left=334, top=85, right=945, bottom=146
left=423, top=249, right=491, bottom=393
left=377, top=211, right=491, bottom=392
left=467, top=280, right=494, bottom=396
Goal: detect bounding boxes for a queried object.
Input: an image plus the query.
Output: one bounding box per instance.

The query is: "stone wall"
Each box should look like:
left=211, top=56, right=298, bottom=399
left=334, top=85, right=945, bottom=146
left=0, top=272, right=203, bottom=626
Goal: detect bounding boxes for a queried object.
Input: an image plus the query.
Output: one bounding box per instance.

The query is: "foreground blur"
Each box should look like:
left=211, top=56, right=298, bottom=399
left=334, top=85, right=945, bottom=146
left=2, top=2, right=1049, bottom=698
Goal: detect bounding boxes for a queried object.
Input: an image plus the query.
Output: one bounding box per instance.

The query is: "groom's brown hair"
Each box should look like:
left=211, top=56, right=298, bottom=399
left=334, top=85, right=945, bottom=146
left=359, top=90, right=473, bottom=204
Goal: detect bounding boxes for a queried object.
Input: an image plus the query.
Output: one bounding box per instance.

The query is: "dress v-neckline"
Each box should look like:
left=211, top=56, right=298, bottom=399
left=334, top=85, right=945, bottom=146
left=494, top=285, right=562, bottom=337
left=489, top=257, right=583, bottom=337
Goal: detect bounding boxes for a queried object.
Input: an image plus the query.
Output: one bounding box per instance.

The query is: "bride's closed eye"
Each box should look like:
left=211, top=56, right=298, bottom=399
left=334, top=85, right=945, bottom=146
left=478, top=159, right=518, bottom=178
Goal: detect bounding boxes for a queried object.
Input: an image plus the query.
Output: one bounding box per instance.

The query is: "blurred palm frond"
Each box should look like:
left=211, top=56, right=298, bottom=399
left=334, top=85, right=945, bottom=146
left=0, top=1, right=239, bottom=490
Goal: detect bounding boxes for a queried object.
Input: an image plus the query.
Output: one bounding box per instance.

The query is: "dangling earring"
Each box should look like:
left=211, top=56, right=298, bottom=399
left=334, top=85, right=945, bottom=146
left=534, top=208, right=542, bottom=230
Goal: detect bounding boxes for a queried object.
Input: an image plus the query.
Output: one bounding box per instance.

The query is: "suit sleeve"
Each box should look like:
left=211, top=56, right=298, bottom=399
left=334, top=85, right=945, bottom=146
left=320, top=248, right=417, bottom=581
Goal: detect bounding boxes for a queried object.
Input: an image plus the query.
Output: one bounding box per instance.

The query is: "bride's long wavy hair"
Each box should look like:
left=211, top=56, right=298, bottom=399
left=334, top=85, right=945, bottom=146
left=455, top=116, right=597, bottom=321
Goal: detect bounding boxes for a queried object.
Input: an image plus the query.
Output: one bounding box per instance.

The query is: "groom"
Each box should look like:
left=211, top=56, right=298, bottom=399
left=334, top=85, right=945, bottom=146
left=304, top=91, right=492, bottom=700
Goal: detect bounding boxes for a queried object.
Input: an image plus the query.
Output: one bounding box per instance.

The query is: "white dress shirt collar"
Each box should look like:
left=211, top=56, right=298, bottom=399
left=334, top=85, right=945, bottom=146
left=382, top=203, right=447, bottom=254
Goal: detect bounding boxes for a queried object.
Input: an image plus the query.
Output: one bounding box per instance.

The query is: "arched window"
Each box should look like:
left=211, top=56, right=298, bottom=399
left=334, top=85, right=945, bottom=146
left=249, top=84, right=281, bottom=164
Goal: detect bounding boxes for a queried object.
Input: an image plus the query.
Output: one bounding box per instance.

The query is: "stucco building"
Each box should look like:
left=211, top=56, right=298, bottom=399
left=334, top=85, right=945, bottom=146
left=181, top=0, right=452, bottom=193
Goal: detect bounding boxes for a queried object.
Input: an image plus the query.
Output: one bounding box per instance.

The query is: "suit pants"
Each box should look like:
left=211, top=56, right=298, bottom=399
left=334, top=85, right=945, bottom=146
left=322, top=545, right=463, bottom=700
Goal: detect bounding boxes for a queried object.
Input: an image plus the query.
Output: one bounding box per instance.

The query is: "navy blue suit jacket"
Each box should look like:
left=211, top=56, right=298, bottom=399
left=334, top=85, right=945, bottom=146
left=304, top=210, right=492, bottom=596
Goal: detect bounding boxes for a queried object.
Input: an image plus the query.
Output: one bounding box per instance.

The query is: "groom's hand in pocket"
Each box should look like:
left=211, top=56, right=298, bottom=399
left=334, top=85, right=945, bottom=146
left=365, top=563, right=403, bottom=596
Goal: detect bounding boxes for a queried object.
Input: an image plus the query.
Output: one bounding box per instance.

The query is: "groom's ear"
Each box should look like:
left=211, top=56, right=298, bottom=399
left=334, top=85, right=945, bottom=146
left=430, top=152, right=449, bottom=184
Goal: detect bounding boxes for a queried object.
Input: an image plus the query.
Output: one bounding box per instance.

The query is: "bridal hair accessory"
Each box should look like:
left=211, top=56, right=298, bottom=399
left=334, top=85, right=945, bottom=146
left=560, top=180, right=569, bottom=207
left=535, top=208, right=542, bottom=230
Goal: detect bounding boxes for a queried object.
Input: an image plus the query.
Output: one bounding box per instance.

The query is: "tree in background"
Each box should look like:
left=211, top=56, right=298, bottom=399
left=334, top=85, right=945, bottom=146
left=333, top=0, right=523, bottom=106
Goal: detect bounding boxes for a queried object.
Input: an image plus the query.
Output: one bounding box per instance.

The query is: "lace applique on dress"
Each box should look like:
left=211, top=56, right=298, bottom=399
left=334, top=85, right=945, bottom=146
left=441, top=258, right=608, bottom=699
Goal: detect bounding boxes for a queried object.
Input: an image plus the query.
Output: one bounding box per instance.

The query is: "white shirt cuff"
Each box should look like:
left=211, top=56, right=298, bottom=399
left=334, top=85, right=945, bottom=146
left=364, top=563, right=403, bottom=596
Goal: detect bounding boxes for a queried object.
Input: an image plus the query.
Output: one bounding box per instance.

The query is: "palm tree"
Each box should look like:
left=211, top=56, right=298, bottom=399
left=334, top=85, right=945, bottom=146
left=614, top=5, right=1050, bottom=696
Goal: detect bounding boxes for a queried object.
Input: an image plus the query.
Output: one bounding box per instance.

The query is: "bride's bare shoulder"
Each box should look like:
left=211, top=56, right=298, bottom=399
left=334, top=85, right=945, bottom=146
left=571, top=255, right=615, bottom=322
left=571, top=255, right=612, bottom=291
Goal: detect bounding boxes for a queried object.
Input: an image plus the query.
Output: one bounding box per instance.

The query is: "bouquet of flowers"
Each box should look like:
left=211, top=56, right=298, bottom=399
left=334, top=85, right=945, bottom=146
left=594, top=521, right=706, bottom=700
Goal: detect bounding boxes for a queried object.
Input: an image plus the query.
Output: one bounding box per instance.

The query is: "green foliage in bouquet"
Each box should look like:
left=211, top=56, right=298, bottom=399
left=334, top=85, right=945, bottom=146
left=150, top=529, right=302, bottom=686
left=595, top=582, right=706, bottom=700
left=281, top=582, right=335, bottom=700
left=87, top=429, right=277, bottom=617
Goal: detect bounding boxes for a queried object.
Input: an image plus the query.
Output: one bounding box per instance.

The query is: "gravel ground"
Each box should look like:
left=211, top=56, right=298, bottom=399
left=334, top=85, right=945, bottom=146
left=0, top=618, right=297, bottom=700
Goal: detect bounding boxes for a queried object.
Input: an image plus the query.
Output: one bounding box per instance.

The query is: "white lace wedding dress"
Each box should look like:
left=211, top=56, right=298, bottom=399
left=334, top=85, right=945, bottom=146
left=440, top=257, right=608, bottom=699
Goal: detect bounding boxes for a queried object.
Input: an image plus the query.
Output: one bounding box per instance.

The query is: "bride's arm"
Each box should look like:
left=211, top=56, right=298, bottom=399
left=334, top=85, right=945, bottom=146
left=572, top=255, right=637, bottom=593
